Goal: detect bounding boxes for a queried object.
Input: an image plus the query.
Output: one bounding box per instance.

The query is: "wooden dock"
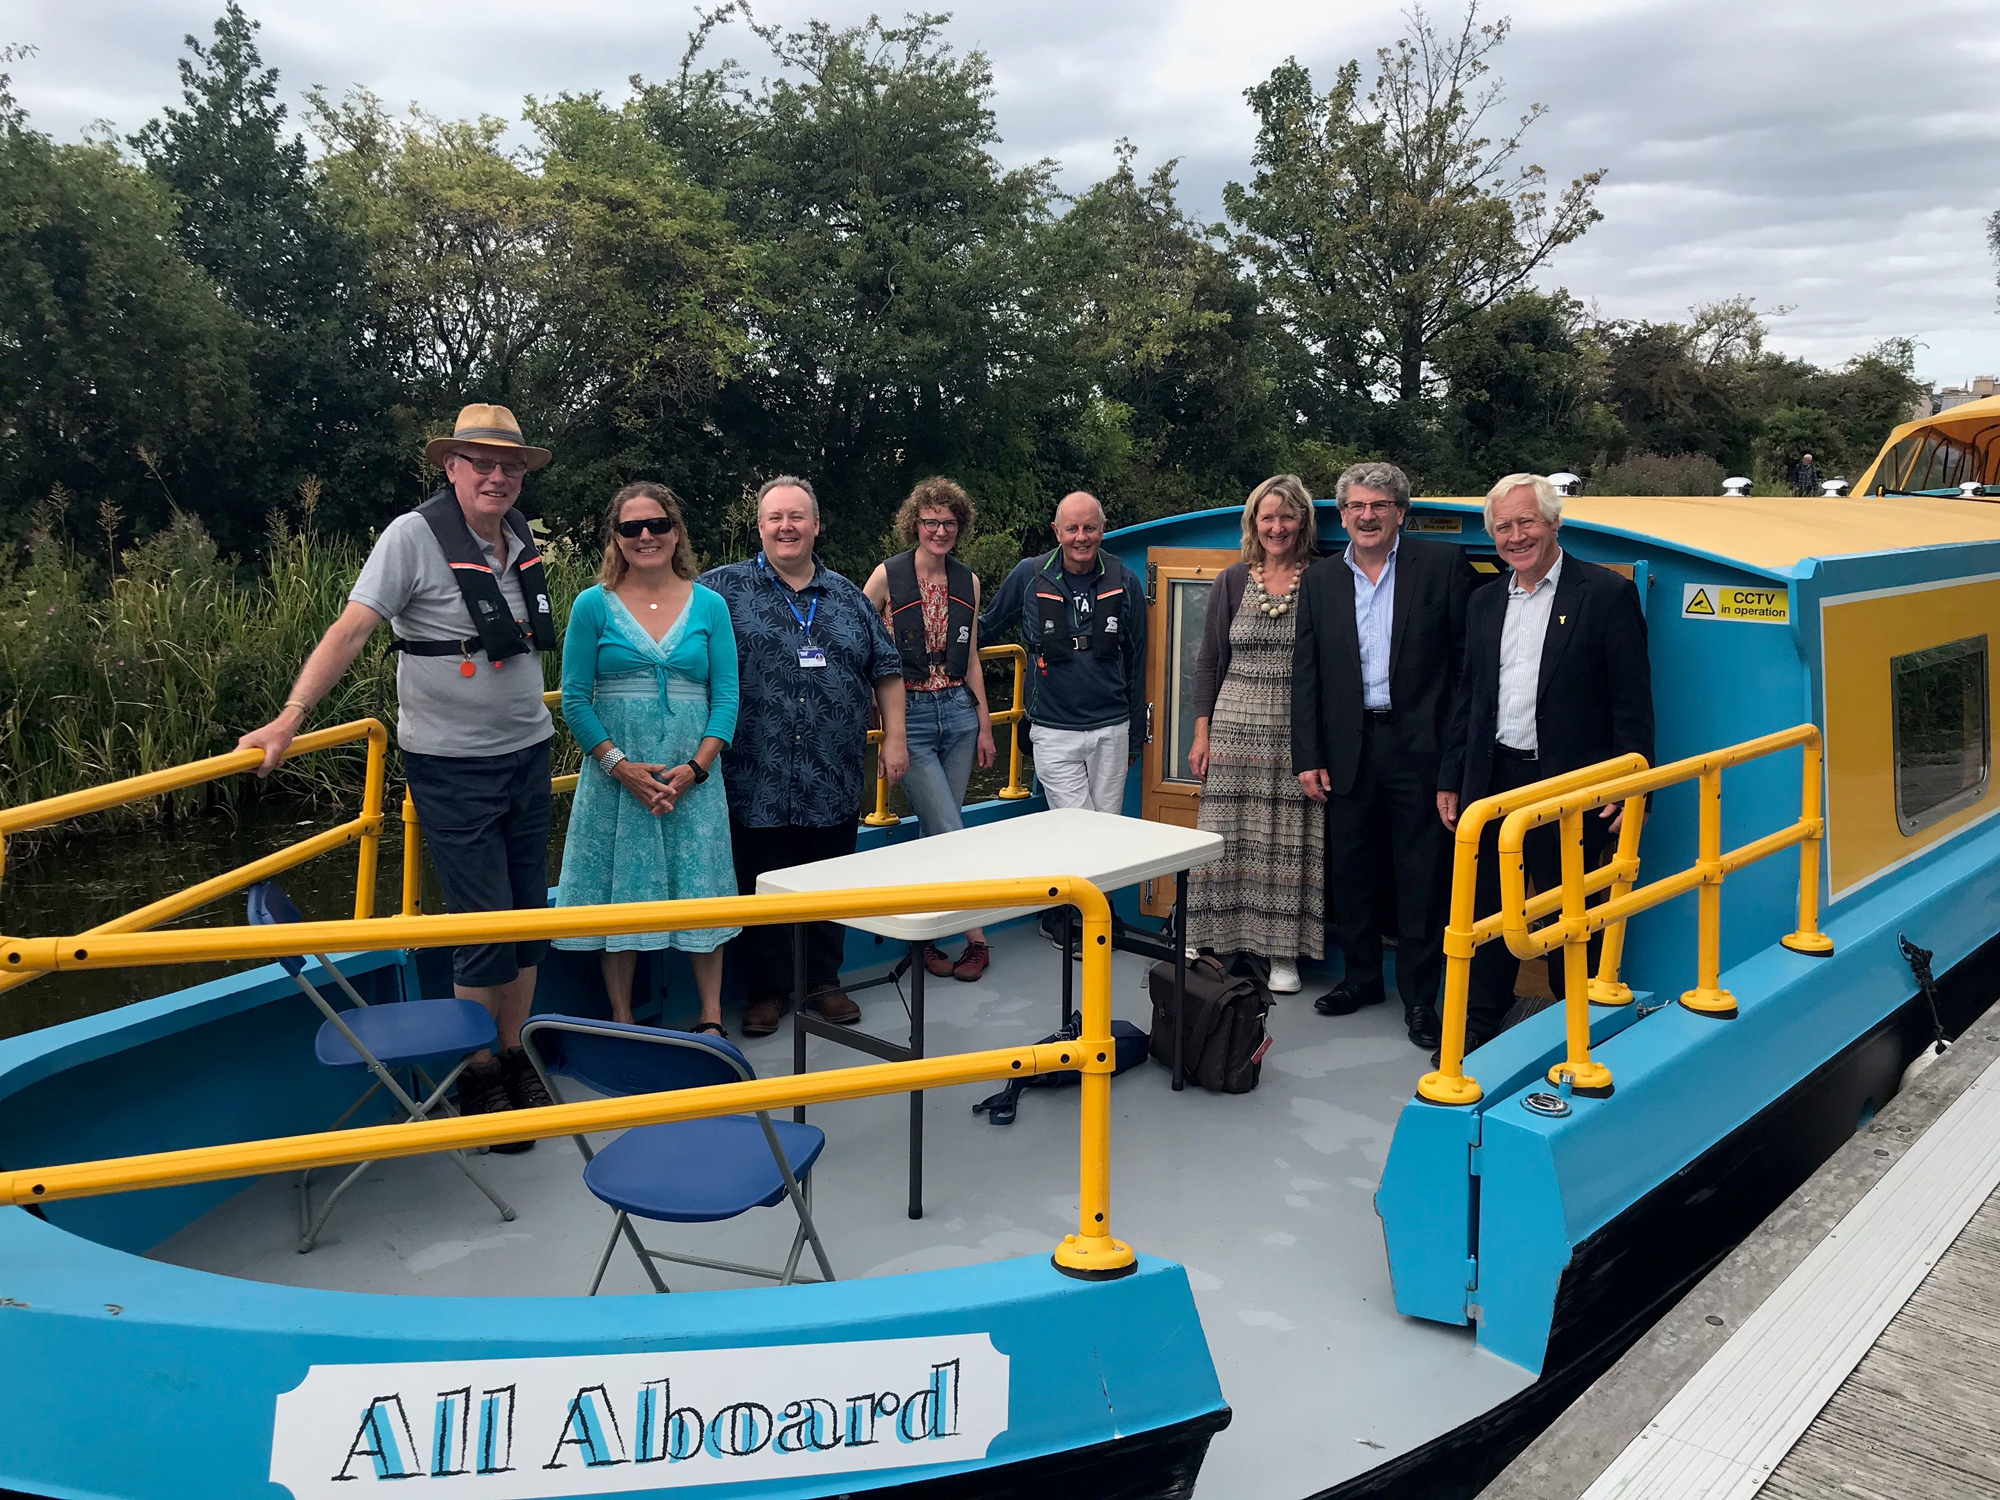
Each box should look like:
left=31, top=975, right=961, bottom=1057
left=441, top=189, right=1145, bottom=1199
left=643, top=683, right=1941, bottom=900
left=1484, top=996, right=2000, bottom=1500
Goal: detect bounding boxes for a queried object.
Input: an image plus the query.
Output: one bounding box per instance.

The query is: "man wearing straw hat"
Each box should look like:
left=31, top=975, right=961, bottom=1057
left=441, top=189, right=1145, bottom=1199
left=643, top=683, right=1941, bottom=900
left=238, top=405, right=561, bottom=1144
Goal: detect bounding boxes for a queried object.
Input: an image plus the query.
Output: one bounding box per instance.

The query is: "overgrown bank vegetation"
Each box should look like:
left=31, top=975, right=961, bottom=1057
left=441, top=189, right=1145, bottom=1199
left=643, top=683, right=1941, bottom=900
left=0, top=503, right=591, bottom=828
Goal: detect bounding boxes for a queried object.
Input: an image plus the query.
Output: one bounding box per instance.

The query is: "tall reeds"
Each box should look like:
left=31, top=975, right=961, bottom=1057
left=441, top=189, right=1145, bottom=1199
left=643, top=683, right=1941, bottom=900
left=0, top=500, right=590, bottom=844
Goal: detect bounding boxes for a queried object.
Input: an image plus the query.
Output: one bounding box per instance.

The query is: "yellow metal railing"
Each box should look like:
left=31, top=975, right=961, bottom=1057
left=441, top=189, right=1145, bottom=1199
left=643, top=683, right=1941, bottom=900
left=865, top=644, right=1031, bottom=826
left=0, top=721, right=390, bottom=993
left=0, top=878, right=1136, bottom=1279
left=1418, top=725, right=1831, bottom=1107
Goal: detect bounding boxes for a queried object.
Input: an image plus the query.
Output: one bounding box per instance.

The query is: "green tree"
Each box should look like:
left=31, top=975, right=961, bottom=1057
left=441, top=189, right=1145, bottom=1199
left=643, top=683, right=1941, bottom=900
left=1049, top=142, right=1287, bottom=523
left=305, top=85, right=753, bottom=542
left=637, top=11, right=1061, bottom=573
left=1224, top=4, right=1603, bottom=430
left=0, top=51, right=254, bottom=545
left=131, top=5, right=398, bottom=542
left=1432, top=288, right=1621, bottom=488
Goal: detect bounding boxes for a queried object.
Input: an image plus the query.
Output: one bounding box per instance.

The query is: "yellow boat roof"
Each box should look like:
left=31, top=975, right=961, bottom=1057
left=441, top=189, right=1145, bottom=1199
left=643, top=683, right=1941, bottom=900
left=1418, top=491, right=2000, bottom=577
left=1851, top=394, right=2000, bottom=495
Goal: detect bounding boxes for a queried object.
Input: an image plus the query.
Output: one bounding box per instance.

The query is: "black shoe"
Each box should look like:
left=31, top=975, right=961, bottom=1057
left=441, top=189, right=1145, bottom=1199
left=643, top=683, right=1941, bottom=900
left=500, top=1047, right=554, bottom=1111
left=1041, top=918, right=1082, bottom=960
left=1405, top=1007, right=1442, bottom=1050
left=457, top=1057, right=533, bottom=1154
left=1313, top=983, right=1387, bottom=1016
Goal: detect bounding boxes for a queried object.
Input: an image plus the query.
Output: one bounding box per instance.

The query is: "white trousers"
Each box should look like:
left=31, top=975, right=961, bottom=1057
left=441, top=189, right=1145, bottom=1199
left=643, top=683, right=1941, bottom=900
left=1033, top=723, right=1130, bottom=814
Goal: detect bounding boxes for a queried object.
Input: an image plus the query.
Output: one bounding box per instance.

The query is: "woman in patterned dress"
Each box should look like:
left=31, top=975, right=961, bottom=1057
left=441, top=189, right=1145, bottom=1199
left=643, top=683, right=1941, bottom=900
left=861, top=477, right=998, bottom=980
left=1185, top=475, right=1324, bottom=993
left=554, top=482, right=740, bottom=1032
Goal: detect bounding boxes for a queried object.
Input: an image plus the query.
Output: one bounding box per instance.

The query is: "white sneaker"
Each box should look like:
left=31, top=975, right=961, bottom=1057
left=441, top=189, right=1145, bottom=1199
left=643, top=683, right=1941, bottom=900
left=1268, top=960, right=1302, bottom=994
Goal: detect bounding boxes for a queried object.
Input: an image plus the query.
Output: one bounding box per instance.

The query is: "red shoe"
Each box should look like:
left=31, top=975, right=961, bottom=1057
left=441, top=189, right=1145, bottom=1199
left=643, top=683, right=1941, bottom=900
left=952, top=940, right=990, bottom=982
left=923, top=942, right=955, bottom=978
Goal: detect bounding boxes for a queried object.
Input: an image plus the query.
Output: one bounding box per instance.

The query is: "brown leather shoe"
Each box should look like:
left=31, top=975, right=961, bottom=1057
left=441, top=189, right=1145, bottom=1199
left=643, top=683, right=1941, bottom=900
left=741, top=993, right=789, bottom=1036
left=922, top=943, right=955, bottom=978
left=806, top=988, right=860, bottom=1024
left=951, top=940, right=991, bottom=982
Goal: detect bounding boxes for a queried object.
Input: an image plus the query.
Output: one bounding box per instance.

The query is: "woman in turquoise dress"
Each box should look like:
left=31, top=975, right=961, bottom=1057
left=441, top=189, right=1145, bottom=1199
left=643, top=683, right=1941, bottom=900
left=555, top=482, right=740, bottom=1033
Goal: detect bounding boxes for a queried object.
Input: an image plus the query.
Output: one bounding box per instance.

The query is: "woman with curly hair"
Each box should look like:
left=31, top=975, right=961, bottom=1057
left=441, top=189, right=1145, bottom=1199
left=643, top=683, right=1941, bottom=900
left=861, top=477, right=998, bottom=981
left=554, top=481, right=739, bottom=1033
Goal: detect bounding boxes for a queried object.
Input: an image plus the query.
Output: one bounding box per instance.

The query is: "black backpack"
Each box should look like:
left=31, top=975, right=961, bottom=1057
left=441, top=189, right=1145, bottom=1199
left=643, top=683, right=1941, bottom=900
left=972, top=1016, right=1150, bottom=1125
left=1148, top=954, right=1272, bottom=1093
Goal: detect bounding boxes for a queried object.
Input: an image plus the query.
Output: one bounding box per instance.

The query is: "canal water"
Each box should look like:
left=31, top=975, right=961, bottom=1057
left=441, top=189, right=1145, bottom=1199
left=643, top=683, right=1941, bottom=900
left=0, top=752, right=1028, bottom=1042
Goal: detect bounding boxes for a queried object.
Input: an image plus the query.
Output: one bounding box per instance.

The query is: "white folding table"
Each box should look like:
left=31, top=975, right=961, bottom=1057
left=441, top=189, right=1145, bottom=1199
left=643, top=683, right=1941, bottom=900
left=757, top=808, right=1224, bottom=1218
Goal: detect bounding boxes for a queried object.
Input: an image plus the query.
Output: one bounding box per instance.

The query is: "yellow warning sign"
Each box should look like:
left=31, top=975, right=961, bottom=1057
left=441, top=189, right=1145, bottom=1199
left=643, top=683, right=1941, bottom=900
left=1682, top=583, right=1789, bottom=624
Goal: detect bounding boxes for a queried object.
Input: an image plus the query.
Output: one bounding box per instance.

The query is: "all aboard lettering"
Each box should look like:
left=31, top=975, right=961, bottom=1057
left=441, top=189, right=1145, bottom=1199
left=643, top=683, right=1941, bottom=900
left=269, top=1336, right=1008, bottom=1498
left=1681, top=583, right=1790, bottom=624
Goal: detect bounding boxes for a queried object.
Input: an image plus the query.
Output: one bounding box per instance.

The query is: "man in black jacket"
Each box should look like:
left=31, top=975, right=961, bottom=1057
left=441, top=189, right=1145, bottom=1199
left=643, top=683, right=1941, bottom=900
left=1293, top=461, right=1475, bottom=1048
left=1439, top=472, right=1655, bottom=1048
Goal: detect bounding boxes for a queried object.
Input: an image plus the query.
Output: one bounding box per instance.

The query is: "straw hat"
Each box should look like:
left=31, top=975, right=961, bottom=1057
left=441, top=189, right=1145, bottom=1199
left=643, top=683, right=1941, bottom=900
left=422, top=404, right=553, bottom=471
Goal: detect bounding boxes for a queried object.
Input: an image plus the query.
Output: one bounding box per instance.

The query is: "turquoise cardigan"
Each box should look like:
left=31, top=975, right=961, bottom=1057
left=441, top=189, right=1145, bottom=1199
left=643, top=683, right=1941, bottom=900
left=560, top=583, right=740, bottom=752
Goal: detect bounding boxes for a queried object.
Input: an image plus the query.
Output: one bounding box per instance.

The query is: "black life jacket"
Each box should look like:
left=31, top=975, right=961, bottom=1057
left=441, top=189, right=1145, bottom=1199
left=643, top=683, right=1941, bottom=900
left=1032, top=549, right=1127, bottom=664
left=393, top=487, right=558, bottom=665
left=884, top=549, right=976, bottom=683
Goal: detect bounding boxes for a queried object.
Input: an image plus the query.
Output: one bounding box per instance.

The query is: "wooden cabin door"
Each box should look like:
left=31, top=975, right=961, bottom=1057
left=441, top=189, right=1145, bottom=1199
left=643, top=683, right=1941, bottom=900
left=1139, top=547, right=1238, bottom=916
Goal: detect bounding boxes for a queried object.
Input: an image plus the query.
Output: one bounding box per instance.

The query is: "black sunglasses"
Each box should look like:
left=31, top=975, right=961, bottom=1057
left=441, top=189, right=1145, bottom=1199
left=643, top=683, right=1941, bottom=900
left=615, top=516, right=676, bottom=538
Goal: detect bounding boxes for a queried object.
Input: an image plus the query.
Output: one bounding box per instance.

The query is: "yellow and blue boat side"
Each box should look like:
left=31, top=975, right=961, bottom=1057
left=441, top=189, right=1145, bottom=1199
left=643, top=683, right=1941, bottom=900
left=0, top=950, right=1228, bottom=1498
left=1103, top=491, right=2000, bottom=1381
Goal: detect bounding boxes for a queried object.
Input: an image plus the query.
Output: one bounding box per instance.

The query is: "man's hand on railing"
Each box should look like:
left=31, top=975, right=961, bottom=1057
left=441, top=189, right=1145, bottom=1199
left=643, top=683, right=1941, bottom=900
left=236, top=718, right=299, bottom=777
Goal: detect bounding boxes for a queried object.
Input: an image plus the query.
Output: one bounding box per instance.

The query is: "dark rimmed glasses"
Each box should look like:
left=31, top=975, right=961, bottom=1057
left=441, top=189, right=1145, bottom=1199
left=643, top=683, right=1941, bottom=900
left=453, top=453, right=528, bottom=480
left=616, top=516, right=676, bottom=539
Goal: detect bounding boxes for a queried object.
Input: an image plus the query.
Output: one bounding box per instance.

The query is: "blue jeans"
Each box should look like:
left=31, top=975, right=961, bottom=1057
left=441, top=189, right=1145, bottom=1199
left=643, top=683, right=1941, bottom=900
left=902, top=686, right=980, bottom=837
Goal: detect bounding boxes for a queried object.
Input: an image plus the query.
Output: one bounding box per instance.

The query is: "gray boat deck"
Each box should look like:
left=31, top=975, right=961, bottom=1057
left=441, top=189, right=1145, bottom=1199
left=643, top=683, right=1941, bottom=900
left=1484, top=997, right=2000, bottom=1500
left=151, top=923, right=1534, bottom=1499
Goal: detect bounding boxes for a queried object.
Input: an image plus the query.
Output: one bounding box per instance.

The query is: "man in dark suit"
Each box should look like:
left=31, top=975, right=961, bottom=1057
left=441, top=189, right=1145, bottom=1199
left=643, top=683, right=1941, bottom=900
left=1438, top=472, right=1655, bottom=1048
left=1293, top=461, right=1475, bottom=1049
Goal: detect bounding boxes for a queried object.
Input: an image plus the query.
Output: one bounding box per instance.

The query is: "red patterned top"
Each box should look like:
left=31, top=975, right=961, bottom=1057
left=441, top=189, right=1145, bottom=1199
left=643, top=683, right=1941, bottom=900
left=913, top=578, right=959, bottom=692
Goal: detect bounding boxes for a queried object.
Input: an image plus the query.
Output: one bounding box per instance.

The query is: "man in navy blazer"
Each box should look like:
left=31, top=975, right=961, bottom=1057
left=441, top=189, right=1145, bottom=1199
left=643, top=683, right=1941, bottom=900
left=1438, top=473, right=1655, bottom=1047
left=1293, top=461, right=1475, bottom=1048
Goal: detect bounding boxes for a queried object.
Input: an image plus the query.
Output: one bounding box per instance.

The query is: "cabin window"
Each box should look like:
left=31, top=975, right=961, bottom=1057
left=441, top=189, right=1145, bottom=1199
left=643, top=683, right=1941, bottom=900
left=1162, top=577, right=1212, bottom=783
left=1892, top=634, right=1990, bottom=833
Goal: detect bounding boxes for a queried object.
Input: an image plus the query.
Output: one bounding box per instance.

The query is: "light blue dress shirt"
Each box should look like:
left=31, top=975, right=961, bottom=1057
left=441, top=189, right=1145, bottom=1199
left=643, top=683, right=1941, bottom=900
left=1344, top=538, right=1399, bottom=710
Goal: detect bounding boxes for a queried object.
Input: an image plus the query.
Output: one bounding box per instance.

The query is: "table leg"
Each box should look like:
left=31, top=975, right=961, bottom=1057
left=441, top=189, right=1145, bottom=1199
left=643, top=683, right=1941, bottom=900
left=908, top=941, right=925, bottom=1221
left=1173, top=869, right=1188, bottom=1093
left=1061, top=905, right=1075, bottom=1030
left=792, top=921, right=808, bottom=1125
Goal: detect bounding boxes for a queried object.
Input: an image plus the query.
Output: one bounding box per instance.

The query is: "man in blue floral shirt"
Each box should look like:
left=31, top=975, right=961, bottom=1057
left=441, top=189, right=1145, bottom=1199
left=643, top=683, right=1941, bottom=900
left=701, top=477, right=909, bottom=1035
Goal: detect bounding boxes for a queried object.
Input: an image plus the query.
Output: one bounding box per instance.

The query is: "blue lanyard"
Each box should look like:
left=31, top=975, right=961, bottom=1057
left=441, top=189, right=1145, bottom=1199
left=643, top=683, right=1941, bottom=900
left=758, top=555, right=818, bottom=641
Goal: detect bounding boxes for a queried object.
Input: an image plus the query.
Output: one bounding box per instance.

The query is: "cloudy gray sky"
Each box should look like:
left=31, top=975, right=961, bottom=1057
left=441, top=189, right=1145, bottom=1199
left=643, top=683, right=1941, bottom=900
left=10, top=0, right=1999, bottom=383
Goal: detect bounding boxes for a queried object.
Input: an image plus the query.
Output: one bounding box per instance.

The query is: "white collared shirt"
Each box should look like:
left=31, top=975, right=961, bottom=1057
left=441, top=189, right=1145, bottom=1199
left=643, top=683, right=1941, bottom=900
left=1343, top=538, right=1399, bottom=710
left=1496, top=550, right=1564, bottom=752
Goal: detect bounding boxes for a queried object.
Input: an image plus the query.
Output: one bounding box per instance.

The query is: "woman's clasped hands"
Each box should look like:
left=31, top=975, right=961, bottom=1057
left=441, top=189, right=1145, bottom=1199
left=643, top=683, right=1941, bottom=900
left=611, top=758, right=678, bottom=816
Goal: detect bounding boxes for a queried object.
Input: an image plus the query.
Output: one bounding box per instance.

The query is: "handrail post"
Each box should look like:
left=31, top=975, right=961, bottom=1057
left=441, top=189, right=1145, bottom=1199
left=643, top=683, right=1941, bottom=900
left=863, top=730, right=899, bottom=827
left=998, top=648, right=1029, bottom=800
left=1550, top=808, right=1615, bottom=1096
left=352, top=725, right=387, bottom=921
left=1782, top=731, right=1835, bottom=957
left=1587, top=795, right=1647, bottom=1004
left=1419, top=822, right=1487, bottom=1105
left=1051, top=879, right=1137, bottom=1280
left=1680, top=766, right=1739, bottom=1017
left=400, top=793, right=423, bottom=917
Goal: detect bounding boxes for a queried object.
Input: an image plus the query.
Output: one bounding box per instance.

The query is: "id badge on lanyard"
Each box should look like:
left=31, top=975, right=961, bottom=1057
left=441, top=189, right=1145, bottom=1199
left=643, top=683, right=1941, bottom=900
left=764, top=556, right=826, bottom=668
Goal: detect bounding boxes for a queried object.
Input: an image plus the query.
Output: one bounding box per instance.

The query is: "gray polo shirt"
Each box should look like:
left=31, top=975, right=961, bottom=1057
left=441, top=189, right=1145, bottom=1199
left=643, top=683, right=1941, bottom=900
left=349, top=511, right=554, bottom=758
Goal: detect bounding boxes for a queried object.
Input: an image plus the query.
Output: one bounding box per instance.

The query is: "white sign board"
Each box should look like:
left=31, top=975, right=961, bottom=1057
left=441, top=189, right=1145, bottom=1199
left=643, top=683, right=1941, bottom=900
left=270, top=1335, right=1009, bottom=1497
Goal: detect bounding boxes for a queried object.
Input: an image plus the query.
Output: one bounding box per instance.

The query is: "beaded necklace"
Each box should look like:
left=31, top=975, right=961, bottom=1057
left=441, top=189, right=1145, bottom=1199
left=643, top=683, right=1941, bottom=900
left=1248, top=563, right=1302, bottom=618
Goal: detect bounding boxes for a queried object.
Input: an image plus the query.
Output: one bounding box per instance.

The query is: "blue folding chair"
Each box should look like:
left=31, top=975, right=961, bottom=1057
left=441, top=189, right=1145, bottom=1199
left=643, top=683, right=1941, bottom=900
left=247, top=881, right=515, bottom=1252
left=520, top=1016, right=835, bottom=1295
